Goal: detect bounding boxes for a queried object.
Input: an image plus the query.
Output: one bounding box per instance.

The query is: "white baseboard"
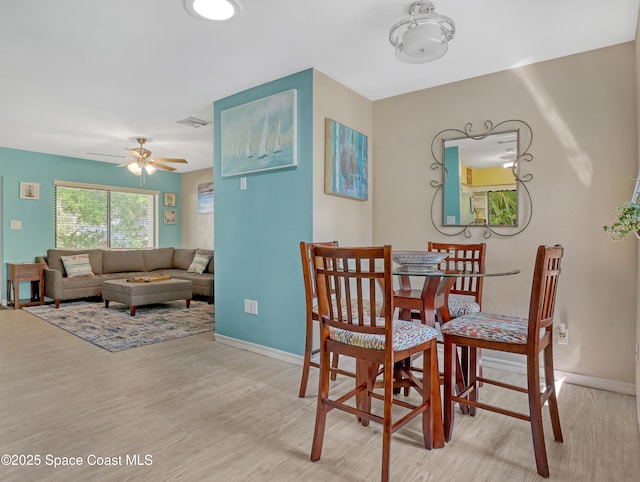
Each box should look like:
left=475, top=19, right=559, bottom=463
left=215, top=335, right=636, bottom=396
left=215, top=334, right=304, bottom=366
left=479, top=354, right=636, bottom=396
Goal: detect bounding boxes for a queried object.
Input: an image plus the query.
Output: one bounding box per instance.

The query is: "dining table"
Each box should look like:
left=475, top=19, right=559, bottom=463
left=354, top=257, right=521, bottom=447
left=393, top=263, right=521, bottom=327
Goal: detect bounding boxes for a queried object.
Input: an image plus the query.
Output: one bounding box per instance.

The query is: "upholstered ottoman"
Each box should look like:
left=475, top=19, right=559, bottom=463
left=102, top=278, right=193, bottom=316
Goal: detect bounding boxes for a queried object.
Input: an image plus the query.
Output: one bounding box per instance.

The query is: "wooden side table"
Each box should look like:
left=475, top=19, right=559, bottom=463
left=6, top=262, right=45, bottom=309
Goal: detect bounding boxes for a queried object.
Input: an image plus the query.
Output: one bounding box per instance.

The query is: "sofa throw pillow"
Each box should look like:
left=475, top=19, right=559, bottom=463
left=196, top=248, right=214, bottom=273
left=187, top=254, right=211, bottom=274
left=60, top=254, right=95, bottom=278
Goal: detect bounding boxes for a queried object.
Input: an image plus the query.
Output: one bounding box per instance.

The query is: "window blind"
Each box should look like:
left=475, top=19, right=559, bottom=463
left=54, top=183, right=158, bottom=249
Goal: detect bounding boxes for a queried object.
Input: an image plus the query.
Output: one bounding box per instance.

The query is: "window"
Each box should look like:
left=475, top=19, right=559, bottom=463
left=55, top=181, right=158, bottom=249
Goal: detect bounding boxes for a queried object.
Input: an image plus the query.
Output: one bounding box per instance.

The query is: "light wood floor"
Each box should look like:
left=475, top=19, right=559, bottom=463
left=0, top=309, right=638, bottom=481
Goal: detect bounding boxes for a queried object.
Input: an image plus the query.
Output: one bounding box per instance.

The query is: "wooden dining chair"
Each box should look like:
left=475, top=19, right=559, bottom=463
left=441, top=245, right=564, bottom=478
left=393, top=242, right=486, bottom=400
left=310, top=245, right=443, bottom=482
left=429, top=242, right=486, bottom=385
left=428, top=242, right=486, bottom=320
left=299, top=241, right=349, bottom=398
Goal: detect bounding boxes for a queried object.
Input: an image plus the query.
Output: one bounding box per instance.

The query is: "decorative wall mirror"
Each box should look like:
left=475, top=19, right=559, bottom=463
left=430, top=120, right=533, bottom=238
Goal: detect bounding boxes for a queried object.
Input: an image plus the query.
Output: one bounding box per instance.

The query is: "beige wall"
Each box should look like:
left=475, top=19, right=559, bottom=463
left=180, top=167, right=213, bottom=249
left=373, top=44, right=638, bottom=384
left=312, top=70, right=373, bottom=245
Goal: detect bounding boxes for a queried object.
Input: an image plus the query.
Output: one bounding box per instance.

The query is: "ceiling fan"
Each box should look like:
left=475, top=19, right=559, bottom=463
left=88, top=137, right=187, bottom=176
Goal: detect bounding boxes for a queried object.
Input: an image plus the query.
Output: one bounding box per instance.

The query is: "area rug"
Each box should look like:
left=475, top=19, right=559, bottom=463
left=23, top=300, right=214, bottom=352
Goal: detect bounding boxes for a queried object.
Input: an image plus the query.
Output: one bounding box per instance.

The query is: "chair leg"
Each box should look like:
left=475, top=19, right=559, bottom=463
left=310, top=343, right=331, bottom=462
left=424, top=341, right=444, bottom=449
left=298, top=317, right=315, bottom=398
left=356, top=359, right=373, bottom=427
left=544, top=344, right=563, bottom=442
left=443, top=338, right=456, bottom=442
left=329, top=353, right=340, bottom=381
left=527, top=354, right=550, bottom=478
left=468, top=347, right=478, bottom=416
left=402, top=358, right=411, bottom=396
left=381, top=360, right=394, bottom=482
left=477, top=347, right=484, bottom=387
left=454, top=349, right=469, bottom=415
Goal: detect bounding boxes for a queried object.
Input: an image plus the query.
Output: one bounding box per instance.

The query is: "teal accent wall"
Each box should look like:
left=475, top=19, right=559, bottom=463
left=213, top=69, right=313, bottom=355
left=443, top=146, right=460, bottom=225
left=0, top=147, right=182, bottom=300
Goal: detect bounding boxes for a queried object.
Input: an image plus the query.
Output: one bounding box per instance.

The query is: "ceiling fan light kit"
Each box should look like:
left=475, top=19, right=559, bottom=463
left=127, top=162, right=142, bottom=176
left=91, top=137, right=187, bottom=183
left=389, top=1, right=455, bottom=64
left=185, top=0, right=240, bottom=21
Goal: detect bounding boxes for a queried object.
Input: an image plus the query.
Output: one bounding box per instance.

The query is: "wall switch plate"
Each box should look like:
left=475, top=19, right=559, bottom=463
left=244, top=299, right=251, bottom=313
left=250, top=300, right=258, bottom=315
left=240, top=177, right=247, bottom=190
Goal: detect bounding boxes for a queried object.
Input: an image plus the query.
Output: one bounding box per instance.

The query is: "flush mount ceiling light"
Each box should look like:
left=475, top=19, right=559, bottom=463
left=185, top=0, right=240, bottom=21
left=389, top=1, right=455, bottom=64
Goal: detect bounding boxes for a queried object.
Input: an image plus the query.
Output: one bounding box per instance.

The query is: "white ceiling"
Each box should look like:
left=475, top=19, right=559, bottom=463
left=0, top=0, right=637, bottom=173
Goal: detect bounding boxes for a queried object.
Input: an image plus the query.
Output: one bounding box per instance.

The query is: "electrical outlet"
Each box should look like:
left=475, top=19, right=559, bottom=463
left=558, top=323, right=568, bottom=345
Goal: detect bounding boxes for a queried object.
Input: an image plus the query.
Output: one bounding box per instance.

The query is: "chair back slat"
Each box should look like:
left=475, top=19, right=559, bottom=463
left=528, top=245, right=564, bottom=340
left=428, top=242, right=486, bottom=306
left=299, top=241, right=338, bottom=316
left=313, top=245, right=392, bottom=337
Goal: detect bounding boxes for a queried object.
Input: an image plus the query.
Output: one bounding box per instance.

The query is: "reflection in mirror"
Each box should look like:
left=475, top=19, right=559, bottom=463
left=430, top=120, right=533, bottom=238
left=443, top=131, right=518, bottom=226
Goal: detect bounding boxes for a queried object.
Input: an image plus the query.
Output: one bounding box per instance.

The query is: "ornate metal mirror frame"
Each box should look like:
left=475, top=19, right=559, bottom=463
left=430, top=119, right=533, bottom=238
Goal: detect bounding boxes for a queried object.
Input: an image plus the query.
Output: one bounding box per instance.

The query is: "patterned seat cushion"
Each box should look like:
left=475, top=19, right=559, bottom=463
left=330, top=319, right=439, bottom=351
left=448, top=294, right=480, bottom=318
left=440, top=312, right=533, bottom=344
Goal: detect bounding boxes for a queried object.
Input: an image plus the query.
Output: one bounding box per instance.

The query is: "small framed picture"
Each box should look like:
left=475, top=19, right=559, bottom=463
left=20, top=182, right=40, bottom=200
left=164, top=192, right=177, bottom=207
left=164, top=210, right=177, bottom=225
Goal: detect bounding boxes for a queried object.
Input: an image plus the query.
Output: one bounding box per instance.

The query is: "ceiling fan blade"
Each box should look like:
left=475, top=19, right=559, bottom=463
left=149, top=161, right=177, bottom=172
left=87, top=152, right=128, bottom=159
left=126, top=147, right=145, bottom=159
left=151, top=157, right=188, bottom=164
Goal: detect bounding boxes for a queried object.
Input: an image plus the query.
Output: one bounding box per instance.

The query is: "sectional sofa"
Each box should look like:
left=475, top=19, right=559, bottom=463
left=37, top=247, right=214, bottom=308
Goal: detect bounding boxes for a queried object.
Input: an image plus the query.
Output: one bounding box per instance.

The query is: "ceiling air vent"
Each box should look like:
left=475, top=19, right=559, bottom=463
left=177, top=116, right=211, bottom=128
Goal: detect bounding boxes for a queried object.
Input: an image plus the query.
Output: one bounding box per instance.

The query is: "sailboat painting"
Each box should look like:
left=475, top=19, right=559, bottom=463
left=324, top=118, right=368, bottom=201
left=221, top=89, right=297, bottom=177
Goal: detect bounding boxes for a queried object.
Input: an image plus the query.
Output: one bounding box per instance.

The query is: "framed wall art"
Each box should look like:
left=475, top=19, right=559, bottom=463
left=221, top=89, right=297, bottom=177
left=163, top=210, right=177, bottom=225
left=164, top=192, right=177, bottom=207
left=324, top=118, right=368, bottom=201
left=197, top=182, right=213, bottom=214
left=20, top=182, right=40, bottom=200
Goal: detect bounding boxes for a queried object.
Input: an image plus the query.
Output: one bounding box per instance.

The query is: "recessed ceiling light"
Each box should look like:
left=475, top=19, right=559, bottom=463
left=184, top=0, right=240, bottom=21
